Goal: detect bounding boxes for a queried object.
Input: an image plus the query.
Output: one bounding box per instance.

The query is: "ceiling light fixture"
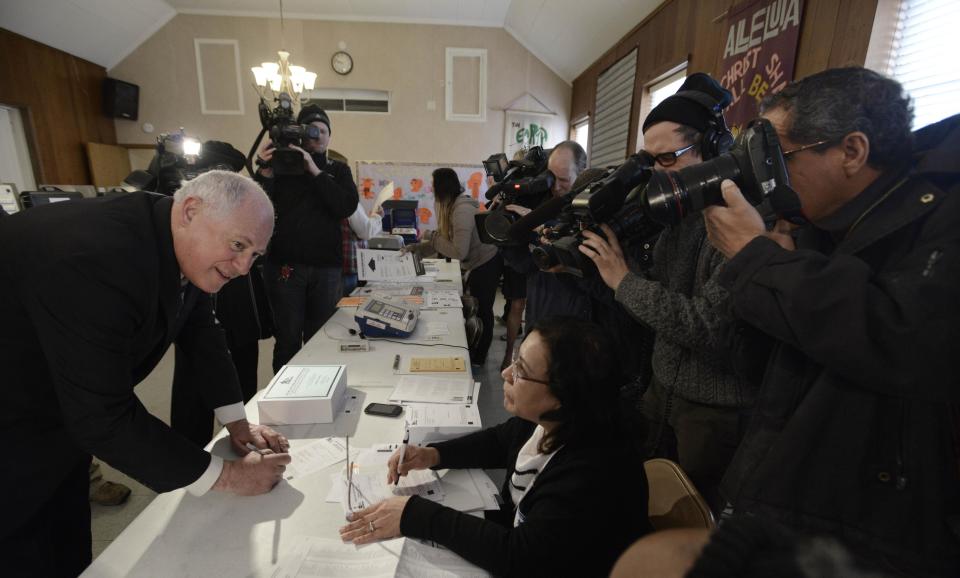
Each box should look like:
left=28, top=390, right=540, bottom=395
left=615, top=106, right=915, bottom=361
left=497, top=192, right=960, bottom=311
left=250, top=0, right=317, bottom=107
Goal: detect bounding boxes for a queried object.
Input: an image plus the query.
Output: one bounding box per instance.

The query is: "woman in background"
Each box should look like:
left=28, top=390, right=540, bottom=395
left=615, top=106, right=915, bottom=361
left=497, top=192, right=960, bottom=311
left=404, top=167, right=501, bottom=364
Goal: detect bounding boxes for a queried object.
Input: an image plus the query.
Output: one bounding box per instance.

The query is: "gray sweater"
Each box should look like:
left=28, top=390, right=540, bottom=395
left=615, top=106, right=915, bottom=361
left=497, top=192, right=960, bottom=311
left=614, top=214, right=756, bottom=408
left=408, top=195, right=497, bottom=271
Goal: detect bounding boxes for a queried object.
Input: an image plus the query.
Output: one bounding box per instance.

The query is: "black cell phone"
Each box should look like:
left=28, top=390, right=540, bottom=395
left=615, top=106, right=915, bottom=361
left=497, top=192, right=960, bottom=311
left=364, top=402, right=403, bottom=417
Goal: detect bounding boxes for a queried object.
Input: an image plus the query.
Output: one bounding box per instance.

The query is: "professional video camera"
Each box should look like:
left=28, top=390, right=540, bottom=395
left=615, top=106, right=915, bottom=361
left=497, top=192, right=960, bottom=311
left=123, top=130, right=246, bottom=196
left=475, top=146, right=554, bottom=245
left=643, top=117, right=802, bottom=225
left=530, top=155, right=662, bottom=277
left=255, top=92, right=322, bottom=176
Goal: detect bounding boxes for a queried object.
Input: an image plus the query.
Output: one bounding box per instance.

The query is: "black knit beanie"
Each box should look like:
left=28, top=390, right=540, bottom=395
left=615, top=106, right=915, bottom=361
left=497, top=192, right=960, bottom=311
left=642, top=72, right=732, bottom=133
left=297, top=104, right=331, bottom=134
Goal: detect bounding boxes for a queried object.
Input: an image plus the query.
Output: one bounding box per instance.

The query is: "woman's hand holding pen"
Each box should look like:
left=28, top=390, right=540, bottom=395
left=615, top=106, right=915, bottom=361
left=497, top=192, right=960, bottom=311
left=386, top=445, right=440, bottom=484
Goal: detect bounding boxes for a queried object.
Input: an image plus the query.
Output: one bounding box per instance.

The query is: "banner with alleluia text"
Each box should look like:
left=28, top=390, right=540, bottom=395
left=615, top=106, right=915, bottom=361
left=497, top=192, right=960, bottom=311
left=718, top=0, right=804, bottom=133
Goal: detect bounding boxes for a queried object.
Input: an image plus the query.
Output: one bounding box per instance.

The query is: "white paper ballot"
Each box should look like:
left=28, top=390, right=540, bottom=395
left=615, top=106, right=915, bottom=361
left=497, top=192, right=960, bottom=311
left=395, top=540, right=491, bottom=578
left=425, top=322, right=450, bottom=336
left=389, top=375, right=474, bottom=404
left=357, top=249, right=422, bottom=281
left=334, top=452, right=444, bottom=514
left=264, top=366, right=343, bottom=399
left=422, top=291, right=462, bottom=309
left=405, top=403, right=481, bottom=429
left=371, top=181, right=395, bottom=212
left=273, top=536, right=405, bottom=578
left=284, top=437, right=347, bottom=480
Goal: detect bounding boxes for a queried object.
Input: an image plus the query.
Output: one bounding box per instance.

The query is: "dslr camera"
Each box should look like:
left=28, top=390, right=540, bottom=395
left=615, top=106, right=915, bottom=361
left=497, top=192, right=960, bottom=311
left=475, top=146, right=555, bottom=245
left=257, top=92, right=321, bottom=176
left=533, top=156, right=661, bottom=277
left=643, top=117, right=801, bottom=225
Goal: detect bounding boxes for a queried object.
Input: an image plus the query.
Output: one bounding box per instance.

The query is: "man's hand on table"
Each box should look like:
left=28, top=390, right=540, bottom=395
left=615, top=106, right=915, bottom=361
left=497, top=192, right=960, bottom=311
left=209, top=419, right=291, bottom=496
left=212, top=451, right=291, bottom=496
left=225, top=419, right=290, bottom=455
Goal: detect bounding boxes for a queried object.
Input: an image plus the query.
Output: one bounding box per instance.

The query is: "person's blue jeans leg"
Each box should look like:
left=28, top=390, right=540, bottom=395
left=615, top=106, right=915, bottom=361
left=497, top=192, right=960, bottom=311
left=342, top=273, right=358, bottom=297
left=263, top=261, right=308, bottom=373
left=303, top=266, right=343, bottom=345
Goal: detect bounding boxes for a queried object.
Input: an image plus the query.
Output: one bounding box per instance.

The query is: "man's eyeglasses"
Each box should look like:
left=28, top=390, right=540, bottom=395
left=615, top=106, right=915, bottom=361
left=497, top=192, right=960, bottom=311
left=639, top=142, right=698, bottom=167
left=510, top=346, right=550, bottom=386
left=783, top=139, right=834, bottom=160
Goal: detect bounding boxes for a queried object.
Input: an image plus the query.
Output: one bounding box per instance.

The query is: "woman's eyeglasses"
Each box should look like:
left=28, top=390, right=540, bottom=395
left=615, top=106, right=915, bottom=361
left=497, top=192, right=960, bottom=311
left=638, top=142, right=698, bottom=167
left=510, top=346, right=550, bottom=386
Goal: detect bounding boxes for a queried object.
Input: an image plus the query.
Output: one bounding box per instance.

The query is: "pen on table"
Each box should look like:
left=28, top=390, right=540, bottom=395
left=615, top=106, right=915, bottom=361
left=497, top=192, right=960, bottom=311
left=395, top=428, right=409, bottom=486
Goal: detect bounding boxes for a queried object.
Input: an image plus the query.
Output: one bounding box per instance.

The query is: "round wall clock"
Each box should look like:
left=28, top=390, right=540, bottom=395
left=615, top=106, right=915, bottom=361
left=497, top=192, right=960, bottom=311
left=331, top=51, right=353, bottom=75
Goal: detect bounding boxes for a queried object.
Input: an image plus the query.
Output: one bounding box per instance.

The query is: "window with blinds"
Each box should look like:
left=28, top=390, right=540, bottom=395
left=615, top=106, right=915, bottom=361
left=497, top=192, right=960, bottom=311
left=880, top=0, right=960, bottom=128
left=591, top=49, right=637, bottom=168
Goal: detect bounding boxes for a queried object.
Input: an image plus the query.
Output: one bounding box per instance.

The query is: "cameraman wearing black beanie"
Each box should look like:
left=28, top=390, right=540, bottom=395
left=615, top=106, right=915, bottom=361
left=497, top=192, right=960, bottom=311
left=255, top=104, right=359, bottom=372
left=577, top=73, right=759, bottom=513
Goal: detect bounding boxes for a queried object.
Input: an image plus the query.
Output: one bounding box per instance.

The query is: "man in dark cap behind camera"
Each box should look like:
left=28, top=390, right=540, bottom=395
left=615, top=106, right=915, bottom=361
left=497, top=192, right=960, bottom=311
left=256, top=104, right=359, bottom=371
left=578, top=73, right=758, bottom=513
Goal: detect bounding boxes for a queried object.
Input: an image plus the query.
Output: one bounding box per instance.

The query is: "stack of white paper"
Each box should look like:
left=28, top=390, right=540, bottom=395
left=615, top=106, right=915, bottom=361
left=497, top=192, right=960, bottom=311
left=389, top=375, right=474, bottom=404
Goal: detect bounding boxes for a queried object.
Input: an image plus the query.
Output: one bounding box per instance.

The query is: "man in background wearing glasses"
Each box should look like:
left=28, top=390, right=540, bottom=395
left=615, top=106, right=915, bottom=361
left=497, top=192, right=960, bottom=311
left=578, top=73, right=757, bottom=514
left=702, top=67, right=960, bottom=576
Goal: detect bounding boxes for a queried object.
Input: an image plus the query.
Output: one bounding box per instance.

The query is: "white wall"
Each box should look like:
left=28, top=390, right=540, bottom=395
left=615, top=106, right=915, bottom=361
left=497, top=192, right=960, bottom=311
left=109, top=14, right=571, bottom=169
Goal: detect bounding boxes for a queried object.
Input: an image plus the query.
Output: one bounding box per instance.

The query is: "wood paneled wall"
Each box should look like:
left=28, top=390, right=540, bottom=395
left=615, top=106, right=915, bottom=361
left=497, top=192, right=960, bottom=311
left=0, top=29, right=117, bottom=185
left=571, top=0, right=880, bottom=157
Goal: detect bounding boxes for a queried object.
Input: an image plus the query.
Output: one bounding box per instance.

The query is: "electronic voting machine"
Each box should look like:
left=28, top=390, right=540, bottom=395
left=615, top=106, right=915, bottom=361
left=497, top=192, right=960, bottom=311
left=355, top=295, right=419, bottom=338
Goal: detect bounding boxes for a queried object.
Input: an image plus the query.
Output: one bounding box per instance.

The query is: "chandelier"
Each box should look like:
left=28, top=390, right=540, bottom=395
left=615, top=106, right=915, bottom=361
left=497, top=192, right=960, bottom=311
left=250, top=0, right=317, bottom=105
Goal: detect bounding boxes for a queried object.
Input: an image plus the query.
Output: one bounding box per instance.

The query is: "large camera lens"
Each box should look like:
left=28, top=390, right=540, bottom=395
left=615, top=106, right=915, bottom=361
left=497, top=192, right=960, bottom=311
left=643, top=154, right=741, bottom=225
left=482, top=209, right=519, bottom=243
left=531, top=243, right=561, bottom=270
left=606, top=202, right=660, bottom=241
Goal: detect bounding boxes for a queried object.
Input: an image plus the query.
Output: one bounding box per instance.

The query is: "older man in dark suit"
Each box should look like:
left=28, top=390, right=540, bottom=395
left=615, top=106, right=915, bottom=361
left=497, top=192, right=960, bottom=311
left=0, top=171, right=292, bottom=577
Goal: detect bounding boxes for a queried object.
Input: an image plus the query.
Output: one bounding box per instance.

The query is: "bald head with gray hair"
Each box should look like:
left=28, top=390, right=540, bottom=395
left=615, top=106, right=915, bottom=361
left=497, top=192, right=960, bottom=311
left=173, top=170, right=274, bottom=221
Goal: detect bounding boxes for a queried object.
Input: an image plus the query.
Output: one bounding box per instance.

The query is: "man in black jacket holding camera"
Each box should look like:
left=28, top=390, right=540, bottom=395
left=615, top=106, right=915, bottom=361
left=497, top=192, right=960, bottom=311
left=705, top=67, right=960, bottom=576
left=256, top=105, right=359, bottom=372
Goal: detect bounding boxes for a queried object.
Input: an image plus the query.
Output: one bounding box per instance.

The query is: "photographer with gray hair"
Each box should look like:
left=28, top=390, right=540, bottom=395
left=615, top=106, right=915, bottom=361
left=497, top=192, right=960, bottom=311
left=0, top=170, right=292, bottom=576
left=705, top=67, right=960, bottom=576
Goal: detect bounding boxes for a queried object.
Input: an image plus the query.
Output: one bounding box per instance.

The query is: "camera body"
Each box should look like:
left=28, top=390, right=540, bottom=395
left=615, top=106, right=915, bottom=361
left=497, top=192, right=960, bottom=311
left=257, top=93, right=321, bottom=176
left=476, top=146, right=554, bottom=245
left=643, top=117, right=802, bottom=225
left=532, top=164, right=661, bottom=277
left=136, top=132, right=245, bottom=196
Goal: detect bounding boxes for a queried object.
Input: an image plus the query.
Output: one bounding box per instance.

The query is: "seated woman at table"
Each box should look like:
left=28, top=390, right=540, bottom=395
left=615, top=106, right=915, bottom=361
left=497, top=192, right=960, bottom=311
left=339, top=316, right=652, bottom=576
left=402, top=167, right=500, bottom=364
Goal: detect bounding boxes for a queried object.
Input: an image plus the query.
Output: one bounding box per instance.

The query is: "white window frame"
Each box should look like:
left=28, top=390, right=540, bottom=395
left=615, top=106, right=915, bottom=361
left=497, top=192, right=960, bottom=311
left=445, top=47, right=487, bottom=123
left=194, top=38, right=245, bottom=115
left=636, top=63, right=687, bottom=152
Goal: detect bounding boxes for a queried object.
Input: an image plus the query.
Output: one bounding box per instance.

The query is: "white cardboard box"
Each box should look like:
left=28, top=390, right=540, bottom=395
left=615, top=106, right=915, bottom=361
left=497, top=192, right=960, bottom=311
left=404, top=403, right=482, bottom=446
left=258, top=365, right=347, bottom=425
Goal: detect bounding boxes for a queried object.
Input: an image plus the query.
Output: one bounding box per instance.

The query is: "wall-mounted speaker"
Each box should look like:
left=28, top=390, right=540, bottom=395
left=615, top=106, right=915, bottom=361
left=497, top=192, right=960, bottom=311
left=103, top=78, right=139, bottom=120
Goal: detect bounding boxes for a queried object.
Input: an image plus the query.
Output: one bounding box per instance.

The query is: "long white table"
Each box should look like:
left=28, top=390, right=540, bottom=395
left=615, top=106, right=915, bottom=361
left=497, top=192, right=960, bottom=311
left=83, top=260, right=491, bottom=577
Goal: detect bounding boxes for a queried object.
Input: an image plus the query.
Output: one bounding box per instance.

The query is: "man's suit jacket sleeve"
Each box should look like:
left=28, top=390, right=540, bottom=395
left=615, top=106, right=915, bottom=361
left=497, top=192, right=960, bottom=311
left=24, top=255, right=212, bottom=492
